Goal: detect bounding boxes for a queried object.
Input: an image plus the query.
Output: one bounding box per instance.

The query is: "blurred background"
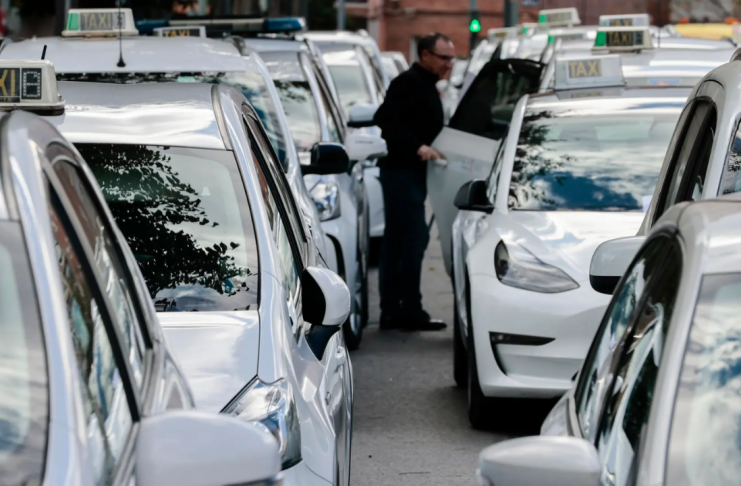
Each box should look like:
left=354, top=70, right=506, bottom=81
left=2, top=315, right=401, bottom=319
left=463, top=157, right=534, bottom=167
left=6, top=0, right=741, bottom=59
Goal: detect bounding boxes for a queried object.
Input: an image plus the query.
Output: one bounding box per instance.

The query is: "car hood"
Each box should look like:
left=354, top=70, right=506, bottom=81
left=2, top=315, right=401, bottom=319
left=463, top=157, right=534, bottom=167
left=508, top=211, right=645, bottom=282
left=158, top=311, right=259, bottom=413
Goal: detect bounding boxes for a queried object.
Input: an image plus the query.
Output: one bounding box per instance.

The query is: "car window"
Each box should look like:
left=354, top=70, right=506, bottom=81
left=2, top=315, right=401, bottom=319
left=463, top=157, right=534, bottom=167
left=667, top=273, right=741, bottom=486
left=596, top=245, right=681, bottom=486
left=0, top=223, right=47, bottom=485
left=721, top=120, right=741, bottom=196
left=48, top=199, right=134, bottom=485
left=323, top=50, right=374, bottom=117
left=449, top=59, right=543, bottom=141
left=577, top=236, right=673, bottom=441
left=486, top=137, right=507, bottom=202
left=508, top=105, right=682, bottom=212
left=311, top=62, right=344, bottom=144
left=656, top=101, right=714, bottom=221
left=53, top=160, right=146, bottom=389
left=77, top=144, right=259, bottom=313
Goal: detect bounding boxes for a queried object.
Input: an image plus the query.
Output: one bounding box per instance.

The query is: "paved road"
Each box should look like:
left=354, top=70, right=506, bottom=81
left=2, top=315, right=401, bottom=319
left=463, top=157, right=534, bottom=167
left=349, top=223, right=552, bottom=486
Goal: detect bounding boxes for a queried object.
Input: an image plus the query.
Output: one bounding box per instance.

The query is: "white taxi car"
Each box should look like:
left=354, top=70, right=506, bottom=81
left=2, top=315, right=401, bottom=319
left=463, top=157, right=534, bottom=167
left=47, top=74, right=354, bottom=485
left=0, top=59, right=281, bottom=486
left=480, top=195, right=741, bottom=486
left=442, top=55, right=689, bottom=428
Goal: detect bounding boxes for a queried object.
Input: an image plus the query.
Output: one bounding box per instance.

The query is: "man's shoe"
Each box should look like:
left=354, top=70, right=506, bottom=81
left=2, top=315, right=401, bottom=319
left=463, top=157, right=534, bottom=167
left=400, top=310, right=447, bottom=332
left=379, top=313, right=402, bottom=330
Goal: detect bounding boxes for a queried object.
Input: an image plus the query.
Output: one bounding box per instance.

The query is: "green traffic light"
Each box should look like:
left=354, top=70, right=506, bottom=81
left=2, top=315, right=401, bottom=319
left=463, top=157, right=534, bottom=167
left=469, top=19, right=481, bottom=33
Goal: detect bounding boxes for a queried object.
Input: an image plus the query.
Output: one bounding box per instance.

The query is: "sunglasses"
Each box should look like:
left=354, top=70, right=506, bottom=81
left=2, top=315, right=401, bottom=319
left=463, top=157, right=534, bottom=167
left=429, top=51, right=454, bottom=62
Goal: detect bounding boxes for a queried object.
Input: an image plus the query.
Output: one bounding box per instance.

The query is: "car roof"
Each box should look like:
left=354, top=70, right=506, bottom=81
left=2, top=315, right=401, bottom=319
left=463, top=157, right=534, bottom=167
left=0, top=36, right=249, bottom=73
left=243, top=37, right=305, bottom=53
left=50, top=81, right=226, bottom=149
left=528, top=86, right=691, bottom=109
left=304, top=31, right=370, bottom=45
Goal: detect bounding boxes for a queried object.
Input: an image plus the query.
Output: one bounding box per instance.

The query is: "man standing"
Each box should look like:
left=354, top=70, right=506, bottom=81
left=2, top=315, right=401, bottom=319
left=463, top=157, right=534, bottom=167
left=373, top=33, right=454, bottom=331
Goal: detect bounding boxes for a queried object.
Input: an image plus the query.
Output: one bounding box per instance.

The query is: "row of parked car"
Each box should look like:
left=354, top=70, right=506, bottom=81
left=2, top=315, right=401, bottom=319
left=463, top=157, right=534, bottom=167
left=0, top=9, right=409, bottom=486
left=426, top=8, right=741, bottom=486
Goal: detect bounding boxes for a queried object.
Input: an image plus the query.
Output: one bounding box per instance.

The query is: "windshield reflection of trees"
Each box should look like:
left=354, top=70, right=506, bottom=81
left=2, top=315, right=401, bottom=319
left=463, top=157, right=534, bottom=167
left=79, top=145, right=250, bottom=311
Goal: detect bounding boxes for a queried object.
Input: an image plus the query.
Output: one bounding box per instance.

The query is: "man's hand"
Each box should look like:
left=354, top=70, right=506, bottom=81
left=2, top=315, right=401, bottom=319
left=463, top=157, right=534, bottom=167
left=417, top=145, right=443, bottom=161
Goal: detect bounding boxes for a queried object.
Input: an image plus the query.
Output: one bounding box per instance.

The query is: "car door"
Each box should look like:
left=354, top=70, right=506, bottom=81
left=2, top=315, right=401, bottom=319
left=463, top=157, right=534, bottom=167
left=244, top=112, right=351, bottom=483
left=430, top=58, right=544, bottom=276
left=649, top=84, right=719, bottom=228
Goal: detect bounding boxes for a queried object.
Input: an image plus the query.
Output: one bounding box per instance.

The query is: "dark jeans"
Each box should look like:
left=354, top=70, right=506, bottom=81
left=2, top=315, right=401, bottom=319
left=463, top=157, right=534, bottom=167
left=379, top=168, right=429, bottom=317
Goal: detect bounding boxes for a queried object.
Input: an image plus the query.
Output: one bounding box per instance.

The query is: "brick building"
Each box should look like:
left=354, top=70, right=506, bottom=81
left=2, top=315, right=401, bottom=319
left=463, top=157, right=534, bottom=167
left=346, top=0, right=672, bottom=59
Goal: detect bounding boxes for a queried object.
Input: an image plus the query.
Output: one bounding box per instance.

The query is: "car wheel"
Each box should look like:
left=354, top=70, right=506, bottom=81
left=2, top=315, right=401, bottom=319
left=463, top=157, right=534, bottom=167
left=343, top=245, right=366, bottom=350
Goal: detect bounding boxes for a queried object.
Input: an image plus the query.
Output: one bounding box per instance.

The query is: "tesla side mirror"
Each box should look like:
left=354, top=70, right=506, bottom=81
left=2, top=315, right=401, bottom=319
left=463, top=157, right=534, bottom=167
left=347, top=103, right=378, bottom=128
left=478, top=436, right=600, bottom=486
left=345, top=132, right=388, bottom=162
left=302, top=266, right=351, bottom=358
left=302, top=142, right=350, bottom=175
left=137, top=411, right=281, bottom=486
left=454, top=180, right=494, bottom=213
left=590, top=236, right=646, bottom=295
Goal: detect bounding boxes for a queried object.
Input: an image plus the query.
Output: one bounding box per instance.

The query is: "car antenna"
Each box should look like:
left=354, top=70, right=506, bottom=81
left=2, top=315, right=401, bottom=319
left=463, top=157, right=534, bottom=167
left=116, top=1, right=126, bottom=67
left=41, top=45, right=47, bottom=60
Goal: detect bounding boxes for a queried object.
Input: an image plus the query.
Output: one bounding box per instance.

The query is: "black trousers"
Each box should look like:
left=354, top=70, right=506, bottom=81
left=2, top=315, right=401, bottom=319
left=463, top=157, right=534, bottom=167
left=378, top=167, right=429, bottom=317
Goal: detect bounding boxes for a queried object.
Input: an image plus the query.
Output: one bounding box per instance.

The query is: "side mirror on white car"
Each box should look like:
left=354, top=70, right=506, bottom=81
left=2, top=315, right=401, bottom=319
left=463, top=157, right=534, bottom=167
left=347, top=103, right=378, bottom=128
left=137, top=411, right=281, bottom=486
left=345, top=132, right=388, bottom=162
left=589, top=236, right=646, bottom=295
left=478, top=436, right=600, bottom=486
left=302, top=266, right=351, bottom=358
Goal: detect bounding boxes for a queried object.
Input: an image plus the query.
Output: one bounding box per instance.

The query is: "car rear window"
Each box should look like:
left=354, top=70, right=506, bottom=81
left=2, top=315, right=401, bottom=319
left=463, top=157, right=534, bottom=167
left=77, top=144, right=259, bottom=312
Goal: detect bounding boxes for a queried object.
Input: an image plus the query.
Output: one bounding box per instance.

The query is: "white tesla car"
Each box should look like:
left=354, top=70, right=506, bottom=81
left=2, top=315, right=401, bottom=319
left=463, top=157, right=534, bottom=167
left=440, top=54, right=688, bottom=428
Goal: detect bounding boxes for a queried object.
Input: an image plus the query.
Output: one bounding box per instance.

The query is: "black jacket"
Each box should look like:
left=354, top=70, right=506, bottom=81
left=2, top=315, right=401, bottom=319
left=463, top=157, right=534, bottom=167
left=373, top=63, right=444, bottom=172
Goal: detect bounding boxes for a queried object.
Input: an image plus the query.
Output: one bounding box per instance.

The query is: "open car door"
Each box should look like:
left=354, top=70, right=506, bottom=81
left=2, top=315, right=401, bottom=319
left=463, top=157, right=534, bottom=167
left=429, top=58, right=543, bottom=276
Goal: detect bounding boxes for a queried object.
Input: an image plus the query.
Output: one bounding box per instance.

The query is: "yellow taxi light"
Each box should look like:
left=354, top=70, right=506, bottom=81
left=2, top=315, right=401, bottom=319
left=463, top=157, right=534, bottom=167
left=154, top=26, right=206, bottom=37
left=538, top=8, right=581, bottom=28
left=62, top=8, right=138, bottom=37
left=593, top=26, right=654, bottom=52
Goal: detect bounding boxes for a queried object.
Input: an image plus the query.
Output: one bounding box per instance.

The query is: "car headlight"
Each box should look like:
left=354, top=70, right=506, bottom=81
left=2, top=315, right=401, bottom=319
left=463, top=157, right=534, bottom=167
left=310, top=180, right=341, bottom=221
left=494, top=240, right=578, bottom=293
left=223, top=379, right=302, bottom=470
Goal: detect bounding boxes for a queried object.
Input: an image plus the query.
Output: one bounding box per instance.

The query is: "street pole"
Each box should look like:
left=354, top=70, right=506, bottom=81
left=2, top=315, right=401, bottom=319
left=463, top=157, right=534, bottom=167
left=338, top=0, right=346, bottom=30
left=469, top=0, right=477, bottom=55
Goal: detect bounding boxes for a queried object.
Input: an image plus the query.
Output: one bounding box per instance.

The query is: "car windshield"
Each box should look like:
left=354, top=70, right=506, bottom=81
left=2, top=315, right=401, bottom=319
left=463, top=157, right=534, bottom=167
left=510, top=102, right=682, bottom=211
left=667, top=273, right=741, bottom=486
left=76, top=144, right=259, bottom=312
left=57, top=71, right=289, bottom=168
left=0, top=223, right=47, bottom=485
left=260, top=51, right=322, bottom=152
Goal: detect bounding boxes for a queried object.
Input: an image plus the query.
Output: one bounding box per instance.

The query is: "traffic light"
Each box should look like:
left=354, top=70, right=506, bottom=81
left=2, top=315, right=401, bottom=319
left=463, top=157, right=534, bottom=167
left=469, top=10, right=481, bottom=53
left=469, top=17, right=481, bottom=33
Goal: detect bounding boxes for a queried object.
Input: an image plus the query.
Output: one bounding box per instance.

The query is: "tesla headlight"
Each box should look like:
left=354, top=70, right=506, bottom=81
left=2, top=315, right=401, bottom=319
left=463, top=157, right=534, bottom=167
left=223, top=379, right=301, bottom=470
left=494, top=240, right=578, bottom=293
left=310, top=181, right=341, bottom=221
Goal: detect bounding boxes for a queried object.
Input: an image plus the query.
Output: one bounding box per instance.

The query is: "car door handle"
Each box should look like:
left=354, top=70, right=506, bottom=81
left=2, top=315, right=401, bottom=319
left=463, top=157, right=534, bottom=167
left=336, top=347, right=347, bottom=365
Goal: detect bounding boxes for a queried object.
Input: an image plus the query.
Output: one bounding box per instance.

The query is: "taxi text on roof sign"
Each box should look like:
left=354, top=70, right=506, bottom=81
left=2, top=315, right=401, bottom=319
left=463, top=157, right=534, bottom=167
left=0, top=60, right=64, bottom=115
left=598, top=14, right=650, bottom=27
left=538, top=8, right=581, bottom=28
left=154, top=26, right=206, bottom=37
left=63, top=8, right=139, bottom=37
left=553, top=54, right=625, bottom=91
left=488, top=27, right=517, bottom=41
left=593, top=26, right=654, bottom=52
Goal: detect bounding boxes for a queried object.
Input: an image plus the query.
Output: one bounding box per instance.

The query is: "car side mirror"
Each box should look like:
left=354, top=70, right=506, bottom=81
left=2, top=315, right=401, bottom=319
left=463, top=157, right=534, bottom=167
left=302, top=142, right=350, bottom=175
left=302, top=266, right=351, bottom=358
left=137, top=411, right=281, bottom=486
left=347, top=103, right=378, bottom=128
left=590, top=236, right=646, bottom=295
left=345, top=132, right=388, bottom=162
left=478, top=436, right=600, bottom=486
left=454, top=180, right=494, bottom=213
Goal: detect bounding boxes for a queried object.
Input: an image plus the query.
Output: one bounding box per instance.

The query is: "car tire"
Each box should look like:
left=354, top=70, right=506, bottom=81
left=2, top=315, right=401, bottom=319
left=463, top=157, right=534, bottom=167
left=343, top=245, right=366, bottom=350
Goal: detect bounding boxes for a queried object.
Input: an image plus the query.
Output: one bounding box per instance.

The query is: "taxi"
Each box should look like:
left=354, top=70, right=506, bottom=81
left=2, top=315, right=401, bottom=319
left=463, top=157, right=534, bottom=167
left=586, top=45, right=741, bottom=290
left=438, top=55, right=690, bottom=428
left=480, top=195, right=741, bottom=486
left=0, top=9, right=339, bottom=278
left=46, top=76, right=354, bottom=484
left=0, top=60, right=281, bottom=486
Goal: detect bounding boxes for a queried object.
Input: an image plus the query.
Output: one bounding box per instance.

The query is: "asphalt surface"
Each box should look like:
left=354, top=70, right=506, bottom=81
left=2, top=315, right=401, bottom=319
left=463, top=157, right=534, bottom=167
left=350, top=222, right=553, bottom=486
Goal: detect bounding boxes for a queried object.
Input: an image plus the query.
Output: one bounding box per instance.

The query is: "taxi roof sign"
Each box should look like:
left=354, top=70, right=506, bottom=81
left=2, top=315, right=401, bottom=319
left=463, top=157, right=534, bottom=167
left=520, top=23, right=538, bottom=36
left=598, top=14, right=650, bottom=27
left=554, top=54, right=626, bottom=91
left=488, top=27, right=518, bottom=41
left=154, top=25, right=206, bottom=37
left=63, top=8, right=139, bottom=37
left=0, top=60, right=64, bottom=114
left=538, top=8, right=581, bottom=28
left=594, top=26, right=654, bottom=52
